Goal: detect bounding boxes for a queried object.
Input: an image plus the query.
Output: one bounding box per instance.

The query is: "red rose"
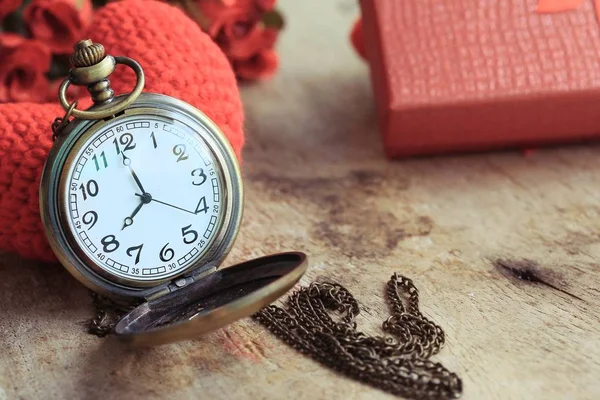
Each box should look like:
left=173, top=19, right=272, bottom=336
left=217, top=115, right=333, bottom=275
left=197, top=0, right=275, bottom=27
left=194, top=0, right=281, bottom=80
left=23, top=0, right=92, bottom=54
left=215, top=18, right=278, bottom=60
left=0, top=0, right=21, bottom=22
left=350, top=18, right=366, bottom=61
left=0, top=33, right=52, bottom=103
left=233, top=48, right=278, bottom=80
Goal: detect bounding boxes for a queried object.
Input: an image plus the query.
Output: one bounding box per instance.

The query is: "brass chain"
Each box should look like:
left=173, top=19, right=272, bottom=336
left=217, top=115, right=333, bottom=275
left=253, top=274, right=462, bottom=400
left=87, top=291, right=135, bottom=337
left=51, top=100, right=78, bottom=141
left=86, top=274, right=462, bottom=400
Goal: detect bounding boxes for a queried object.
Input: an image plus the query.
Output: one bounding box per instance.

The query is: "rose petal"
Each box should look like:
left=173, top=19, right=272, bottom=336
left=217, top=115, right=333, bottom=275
left=350, top=18, right=367, bottom=61
left=23, top=0, right=92, bottom=54
left=0, top=35, right=52, bottom=103
left=215, top=13, right=279, bottom=60
left=0, top=32, right=25, bottom=50
left=234, top=48, right=278, bottom=80
left=0, top=0, right=22, bottom=22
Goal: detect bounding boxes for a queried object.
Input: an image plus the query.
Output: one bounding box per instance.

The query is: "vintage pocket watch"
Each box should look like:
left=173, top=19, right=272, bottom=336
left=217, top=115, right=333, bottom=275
left=40, top=39, right=307, bottom=346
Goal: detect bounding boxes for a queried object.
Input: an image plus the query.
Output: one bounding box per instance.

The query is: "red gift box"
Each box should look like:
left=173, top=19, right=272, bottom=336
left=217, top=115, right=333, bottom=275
left=359, top=0, right=600, bottom=157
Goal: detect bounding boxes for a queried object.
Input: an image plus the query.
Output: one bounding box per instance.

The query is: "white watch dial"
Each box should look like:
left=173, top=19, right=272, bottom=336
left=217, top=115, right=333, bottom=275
left=62, top=115, right=224, bottom=282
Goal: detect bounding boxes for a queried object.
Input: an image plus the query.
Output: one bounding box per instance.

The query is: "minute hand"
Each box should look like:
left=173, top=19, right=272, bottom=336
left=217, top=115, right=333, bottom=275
left=136, top=194, right=196, bottom=215
left=121, top=152, right=147, bottom=194
left=130, top=168, right=147, bottom=194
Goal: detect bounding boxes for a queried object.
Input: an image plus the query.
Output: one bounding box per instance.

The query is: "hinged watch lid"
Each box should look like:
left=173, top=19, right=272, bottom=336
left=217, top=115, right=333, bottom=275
left=114, top=252, right=307, bottom=346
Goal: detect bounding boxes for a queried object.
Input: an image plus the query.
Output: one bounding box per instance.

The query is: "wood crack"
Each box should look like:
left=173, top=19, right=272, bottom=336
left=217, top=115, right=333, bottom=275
left=493, top=259, right=585, bottom=302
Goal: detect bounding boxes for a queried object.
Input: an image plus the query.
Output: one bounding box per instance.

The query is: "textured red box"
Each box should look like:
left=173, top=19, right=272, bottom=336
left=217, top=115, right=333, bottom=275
left=359, top=0, right=600, bottom=157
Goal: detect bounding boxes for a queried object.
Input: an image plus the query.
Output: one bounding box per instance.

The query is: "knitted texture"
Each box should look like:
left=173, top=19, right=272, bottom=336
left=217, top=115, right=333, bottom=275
left=0, top=0, right=244, bottom=262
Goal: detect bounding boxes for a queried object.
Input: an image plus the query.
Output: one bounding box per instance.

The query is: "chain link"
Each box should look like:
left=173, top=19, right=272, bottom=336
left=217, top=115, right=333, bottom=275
left=86, top=274, right=462, bottom=399
left=253, top=273, right=462, bottom=400
left=51, top=100, right=78, bottom=141
left=87, top=291, right=135, bottom=337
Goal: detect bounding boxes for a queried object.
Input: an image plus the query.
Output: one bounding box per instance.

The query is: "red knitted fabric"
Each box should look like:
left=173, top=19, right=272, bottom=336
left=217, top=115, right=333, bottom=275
left=0, top=0, right=244, bottom=262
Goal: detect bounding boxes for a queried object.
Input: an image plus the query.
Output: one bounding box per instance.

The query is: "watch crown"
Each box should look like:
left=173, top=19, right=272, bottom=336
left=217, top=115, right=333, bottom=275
left=70, top=39, right=106, bottom=67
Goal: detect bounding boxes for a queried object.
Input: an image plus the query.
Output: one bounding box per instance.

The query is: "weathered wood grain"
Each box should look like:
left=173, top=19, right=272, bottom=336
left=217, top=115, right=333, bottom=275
left=1, top=0, right=599, bottom=399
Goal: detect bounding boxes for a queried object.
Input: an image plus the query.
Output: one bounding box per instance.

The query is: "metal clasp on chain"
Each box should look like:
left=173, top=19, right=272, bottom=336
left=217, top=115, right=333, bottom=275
left=51, top=100, right=78, bottom=141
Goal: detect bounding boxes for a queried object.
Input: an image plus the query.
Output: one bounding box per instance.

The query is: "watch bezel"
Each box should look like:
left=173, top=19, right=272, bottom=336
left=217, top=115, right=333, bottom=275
left=40, top=93, right=244, bottom=300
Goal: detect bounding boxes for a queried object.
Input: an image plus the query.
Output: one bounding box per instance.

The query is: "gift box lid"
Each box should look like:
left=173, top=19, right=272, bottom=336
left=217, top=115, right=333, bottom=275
left=359, top=0, right=600, bottom=157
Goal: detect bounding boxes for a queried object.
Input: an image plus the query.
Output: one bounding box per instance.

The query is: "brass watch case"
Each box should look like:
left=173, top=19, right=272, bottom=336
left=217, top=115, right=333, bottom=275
left=41, top=39, right=307, bottom=346
left=40, top=93, right=244, bottom=300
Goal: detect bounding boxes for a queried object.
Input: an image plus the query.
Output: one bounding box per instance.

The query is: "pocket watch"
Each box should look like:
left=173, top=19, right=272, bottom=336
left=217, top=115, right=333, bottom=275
left=40, top=39, right=307, bottom=346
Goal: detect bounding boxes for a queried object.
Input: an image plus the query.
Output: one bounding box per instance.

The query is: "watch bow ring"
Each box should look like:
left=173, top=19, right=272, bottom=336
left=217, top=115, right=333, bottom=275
left=56, top=39, right=145, bottom=121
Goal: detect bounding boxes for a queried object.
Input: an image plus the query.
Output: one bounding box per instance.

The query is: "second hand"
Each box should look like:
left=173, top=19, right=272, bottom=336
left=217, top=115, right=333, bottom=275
left=135, top=193, right=196, bottom=215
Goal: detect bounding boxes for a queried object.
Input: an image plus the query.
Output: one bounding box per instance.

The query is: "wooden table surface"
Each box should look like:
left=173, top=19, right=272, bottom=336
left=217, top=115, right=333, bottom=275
left=1, top=1, right=599, bottom=399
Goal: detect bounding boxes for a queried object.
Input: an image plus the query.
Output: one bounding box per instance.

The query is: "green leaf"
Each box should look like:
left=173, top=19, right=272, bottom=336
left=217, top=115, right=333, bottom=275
left=262, top=9, right=285, bottom=31
left=1, top=10, right=26, bottom=35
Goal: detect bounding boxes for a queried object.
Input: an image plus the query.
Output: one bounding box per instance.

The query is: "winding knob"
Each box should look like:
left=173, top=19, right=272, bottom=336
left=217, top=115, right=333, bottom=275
left=70, top=39, right=106, bottom=67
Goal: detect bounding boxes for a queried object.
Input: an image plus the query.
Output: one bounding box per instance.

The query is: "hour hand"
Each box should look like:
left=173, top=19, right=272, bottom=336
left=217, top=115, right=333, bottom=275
left=121, top=200, right=145, bottom=230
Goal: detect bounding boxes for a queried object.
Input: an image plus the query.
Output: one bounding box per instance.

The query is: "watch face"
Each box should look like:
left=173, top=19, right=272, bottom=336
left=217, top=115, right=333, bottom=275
left=61, top=114, right=225, bottom=284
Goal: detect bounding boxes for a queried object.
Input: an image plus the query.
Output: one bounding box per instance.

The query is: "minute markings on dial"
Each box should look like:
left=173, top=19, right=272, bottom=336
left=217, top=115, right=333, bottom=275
left=66, top=117, right=223, bottom=280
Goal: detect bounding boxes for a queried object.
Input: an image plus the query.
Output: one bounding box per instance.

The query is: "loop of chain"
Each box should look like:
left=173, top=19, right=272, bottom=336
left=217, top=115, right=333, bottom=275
left=51, top=100, right=78, bottom=141
left=253, top=273, right=462, bottom=400
left=87, top=291, right=135, bottom=337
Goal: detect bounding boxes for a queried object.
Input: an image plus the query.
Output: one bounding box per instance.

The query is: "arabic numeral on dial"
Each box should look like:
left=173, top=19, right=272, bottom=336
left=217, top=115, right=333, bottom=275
left=85, top=147, right=93, bottom=155
left=126, top=244, right=143, bottom=265
left=78, top=180, right=98, bottom=201
left=181, top=225, right=198, bottom=244
left=101, top=235, right=119, bottom=253
left=159, top=243, right=174, bottom=262
left=92, top=151, right=108, bottom=171
left=82, top=210, right=98, bottom=230
left=132, top=267, right=140, bottom=274
left=150, top=131, right=157, bottom=149
left=191, top=168, right=207, bottom=186
left=96, top=253, right=106, bottom=261
left=75, top=221, right=82, bottom=230
left=172, top=144, right=189, bottom=162
left=168, top=263, right=176, bottom=270
left=213, top=204, right=219, bottom=214
left=195, top=196, right=209, bottom=214
left=113, top=133, right=136, bottom=155
left=70, top=182, right=77, bottom=191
